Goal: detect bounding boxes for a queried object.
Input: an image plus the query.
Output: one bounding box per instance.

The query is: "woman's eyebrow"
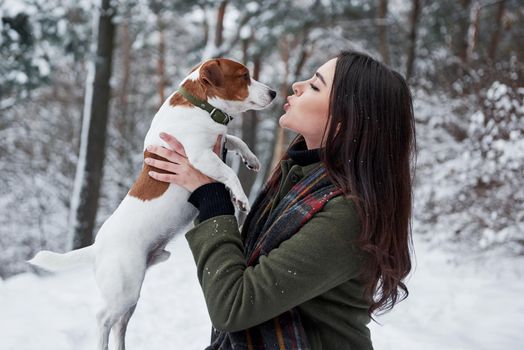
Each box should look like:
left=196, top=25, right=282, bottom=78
left=315, top=72, right=326, bottom=86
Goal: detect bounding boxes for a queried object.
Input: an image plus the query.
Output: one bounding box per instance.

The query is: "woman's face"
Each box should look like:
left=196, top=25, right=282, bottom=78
left=279, top=57, right=337, bottom=149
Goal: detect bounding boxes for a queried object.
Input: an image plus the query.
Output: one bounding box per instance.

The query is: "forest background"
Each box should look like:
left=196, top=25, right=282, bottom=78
left=1, top=0, right=522, bottom=281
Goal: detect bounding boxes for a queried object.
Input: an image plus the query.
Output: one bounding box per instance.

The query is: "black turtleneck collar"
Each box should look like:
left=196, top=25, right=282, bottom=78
left=287, top=140, right=322, bottom=166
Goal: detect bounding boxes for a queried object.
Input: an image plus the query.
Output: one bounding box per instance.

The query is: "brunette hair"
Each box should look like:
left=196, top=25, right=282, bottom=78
left=265, top=51, right=417, bottom=317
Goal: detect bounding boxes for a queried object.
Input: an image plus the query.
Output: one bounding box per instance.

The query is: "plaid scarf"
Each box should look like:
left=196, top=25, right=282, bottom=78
left=206, top=162, right=343, bottom=350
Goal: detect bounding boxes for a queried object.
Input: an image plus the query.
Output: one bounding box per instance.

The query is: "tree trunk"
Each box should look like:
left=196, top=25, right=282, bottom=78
left=215, top=1, right=228, bottom=49
left=452, top=0, right=472, bottom=63
left=293, top=36, right=311, bottom=80
left=377, top=0, right=390, bottom=65
left=405, top=0, right=421, bottom=80
left=200, top=4, right=209, bottom=46
left=488, top=0, right=506, bottom=61
left=69, top=0, right=116, bottom=249
left=267, top=34, right=311, bottom=181
left=119, top=18, right=131, bottom=120
left=238, top=54, right=260, bottom=198
left=466, top=1, right=481, bottom=62
left=269, top=38, right=290, bottom=175
left=156, top=12, right=166, bottom=106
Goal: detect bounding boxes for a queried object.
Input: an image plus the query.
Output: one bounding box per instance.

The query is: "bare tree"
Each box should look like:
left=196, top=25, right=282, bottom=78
left=69, top=0, right=116, bottom=249
left=452, top=0, right=472, bottom=63
left=466, top=1, right=481, bottom=61
left=377, top=0, right=390, bottom=65
left=238, top=50, right=260, bottom=197
left=269, top=36, right=290, bottom=174
left=119, top=17, right=132, bottom=120
left=406, top=0, right=421, bottom=80
left=488, top=0, right=506, bottom=61
left=156, top=12, right=167, bottom=106
left=215, top=0, right=228, bottom=49
left=268, top=33, right=312, bottom=177
left=206, top=0, right=279, bottom=58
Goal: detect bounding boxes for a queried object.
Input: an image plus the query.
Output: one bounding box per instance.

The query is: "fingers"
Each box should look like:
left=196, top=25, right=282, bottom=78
left=144, top=157, right=180, bottom=173
left=148, top=171, right=179, bottom=183
left=146, top=145, right=186, bottom=165
left=145, top=133, right=189, bottom=182
left=159, top=132, right=187, bottom=157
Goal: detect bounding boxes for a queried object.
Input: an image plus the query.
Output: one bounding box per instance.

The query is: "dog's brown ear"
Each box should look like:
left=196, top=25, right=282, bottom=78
left=200, top=60, right=224, bottom=87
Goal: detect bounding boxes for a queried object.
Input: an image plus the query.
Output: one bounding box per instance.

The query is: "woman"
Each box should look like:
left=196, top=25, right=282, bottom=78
left=146, top=50, right=416, bottom=349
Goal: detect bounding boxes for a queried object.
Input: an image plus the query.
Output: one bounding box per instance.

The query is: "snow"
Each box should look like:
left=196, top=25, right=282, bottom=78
left=0, top=235, right=211, bottom=350
left=370, top=235, right=524, bottom=350
left=1, top=234, right=523, bottom=350
left=411, top=85, right=524, bottom=255
left=2, top=0, right=33, bottom=16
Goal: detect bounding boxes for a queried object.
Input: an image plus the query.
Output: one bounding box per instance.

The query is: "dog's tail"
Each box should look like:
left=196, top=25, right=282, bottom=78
left=27, top=246, right=94, bottom=272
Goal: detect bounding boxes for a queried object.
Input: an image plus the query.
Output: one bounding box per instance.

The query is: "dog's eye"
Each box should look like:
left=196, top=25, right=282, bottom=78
left=237, top=73, right=250, bottom=81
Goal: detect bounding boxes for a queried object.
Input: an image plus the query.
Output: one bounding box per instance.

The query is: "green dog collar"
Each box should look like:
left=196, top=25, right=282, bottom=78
left=177, top=86, right=233, bottom=126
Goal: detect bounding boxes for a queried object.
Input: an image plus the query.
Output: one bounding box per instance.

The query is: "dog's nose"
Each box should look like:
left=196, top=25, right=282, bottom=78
left=269, top=90, right=277, bottom=99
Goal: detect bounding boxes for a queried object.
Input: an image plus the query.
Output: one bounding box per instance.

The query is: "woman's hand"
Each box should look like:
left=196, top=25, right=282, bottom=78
left=145, top=132, right=223, bottom=193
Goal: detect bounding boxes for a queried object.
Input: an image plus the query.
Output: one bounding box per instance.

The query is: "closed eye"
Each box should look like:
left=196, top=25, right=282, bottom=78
left=310, top=83, right=319, bottom=91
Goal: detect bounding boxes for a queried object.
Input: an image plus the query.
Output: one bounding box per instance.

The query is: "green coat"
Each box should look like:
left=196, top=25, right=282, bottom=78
left=185, top=158, right=374, bottom=349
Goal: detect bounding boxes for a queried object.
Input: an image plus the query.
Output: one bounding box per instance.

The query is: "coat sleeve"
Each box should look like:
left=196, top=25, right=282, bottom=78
left=184, top=195, right=367, bottom=332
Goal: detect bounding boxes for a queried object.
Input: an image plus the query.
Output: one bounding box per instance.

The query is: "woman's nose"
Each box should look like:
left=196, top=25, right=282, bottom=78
left=292, top=81, right=302, bottom=96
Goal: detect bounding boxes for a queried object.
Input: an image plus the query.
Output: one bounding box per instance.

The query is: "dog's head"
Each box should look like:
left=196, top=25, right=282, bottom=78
left=176, top=58, right=276, bottom=115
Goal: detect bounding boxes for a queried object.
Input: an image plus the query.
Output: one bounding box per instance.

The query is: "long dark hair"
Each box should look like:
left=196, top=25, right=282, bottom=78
left=265, top=51, right=417, bottom=317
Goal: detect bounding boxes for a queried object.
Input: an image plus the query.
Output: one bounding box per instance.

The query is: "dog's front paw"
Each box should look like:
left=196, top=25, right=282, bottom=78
left=242, top=153, right=261, bottom=172
left=231, top=192, right=250, bottom=212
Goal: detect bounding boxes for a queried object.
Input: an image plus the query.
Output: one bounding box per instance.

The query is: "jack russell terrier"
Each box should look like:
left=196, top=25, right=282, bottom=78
left=28, top=58, right=277, bottom=350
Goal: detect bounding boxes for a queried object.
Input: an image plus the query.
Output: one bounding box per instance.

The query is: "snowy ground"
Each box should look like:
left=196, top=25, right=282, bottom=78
left=1, top=233, right=523, bottom=350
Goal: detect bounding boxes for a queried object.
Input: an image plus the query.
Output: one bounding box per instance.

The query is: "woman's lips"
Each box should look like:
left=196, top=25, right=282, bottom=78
left=284, top=96, right=292, bottom=111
